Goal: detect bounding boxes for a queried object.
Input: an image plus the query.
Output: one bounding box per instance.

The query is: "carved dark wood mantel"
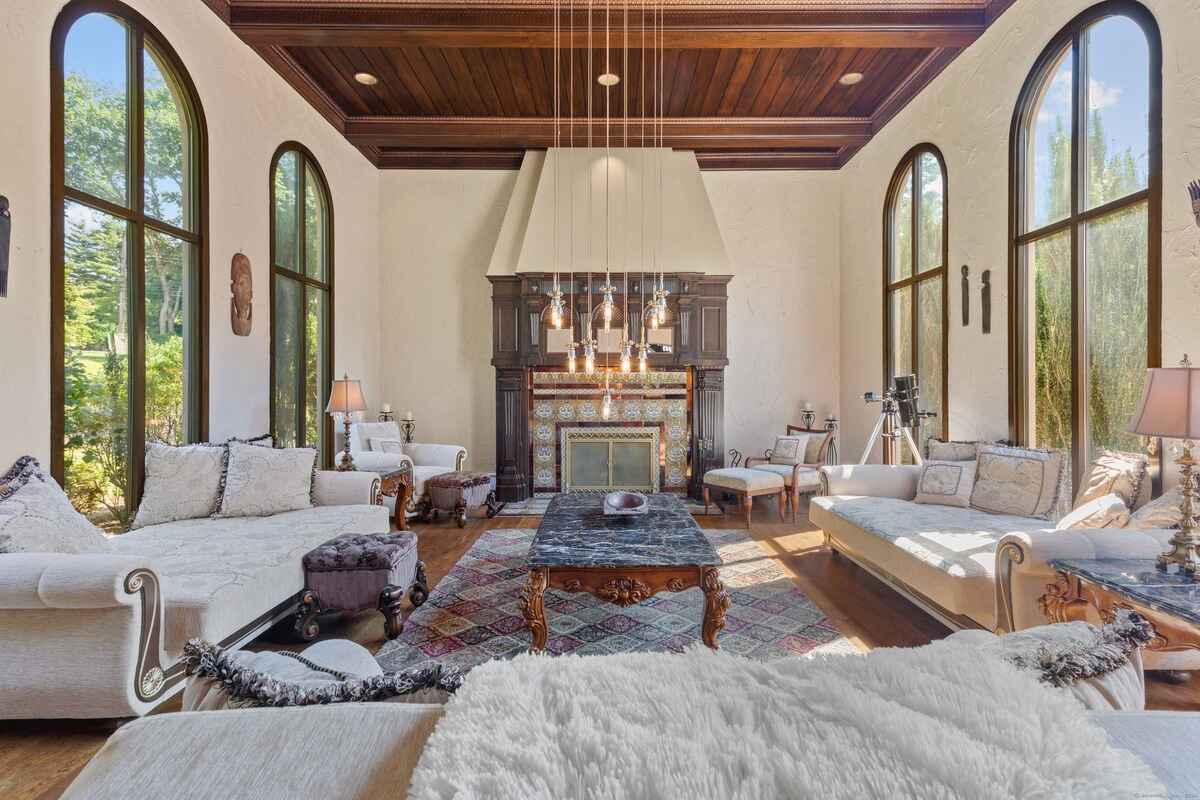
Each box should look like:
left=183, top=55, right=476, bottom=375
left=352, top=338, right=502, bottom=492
left=489, top=272, right=731, bottom=502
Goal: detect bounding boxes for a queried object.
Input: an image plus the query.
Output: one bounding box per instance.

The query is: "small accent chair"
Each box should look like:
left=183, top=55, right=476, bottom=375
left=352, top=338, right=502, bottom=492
left=345, top=422, right=467, bottom=515
left=744, top=426, right=834, bottom=523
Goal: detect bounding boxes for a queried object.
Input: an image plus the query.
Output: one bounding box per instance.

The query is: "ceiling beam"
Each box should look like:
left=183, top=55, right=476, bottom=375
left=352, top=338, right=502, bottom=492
left=228, top=7, right=989, bottom=49
left=344, top=116, right=872, bottom=150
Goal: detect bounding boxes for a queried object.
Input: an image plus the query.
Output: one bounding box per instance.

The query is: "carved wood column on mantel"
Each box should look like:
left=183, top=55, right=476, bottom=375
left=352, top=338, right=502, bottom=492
left=494, top=367, right=530, bottom=502
left=690, top=368, right=725, bottom=500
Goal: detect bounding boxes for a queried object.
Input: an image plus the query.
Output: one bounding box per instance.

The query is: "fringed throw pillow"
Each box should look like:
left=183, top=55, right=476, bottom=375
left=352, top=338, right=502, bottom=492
left=1074, top=450, right=1148, bottom=511
left=913, top=460, right=976, bottom=508
left=133, top=442, right=226, bottom=529
left=1056, top=492, right=1131, bottom=530
left=970, top=443, right=1065, bottom=520
left=216, top=441, right=316, bottom=518
left=0, top=457, right=109, bottom=554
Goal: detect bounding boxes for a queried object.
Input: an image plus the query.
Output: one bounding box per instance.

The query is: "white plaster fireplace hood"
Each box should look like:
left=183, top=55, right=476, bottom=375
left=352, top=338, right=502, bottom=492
left=488, top=147, right=731, bottom=276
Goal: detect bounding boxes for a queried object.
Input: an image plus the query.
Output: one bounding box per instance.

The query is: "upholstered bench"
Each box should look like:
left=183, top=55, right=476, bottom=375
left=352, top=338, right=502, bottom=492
left=702, top=468, right=786, bottom=528
left=299, top=533, right=429, bottom=641
left=423, top=471, right=501, bottom=528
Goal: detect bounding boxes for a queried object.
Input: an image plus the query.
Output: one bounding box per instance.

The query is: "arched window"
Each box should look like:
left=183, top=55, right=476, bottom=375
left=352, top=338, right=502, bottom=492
left=1009, top=1, right=1161, bottom=489
left=883, top=144, right=948, bottom=461
left=270, top=144, right=333, bottom=465
left=52, top=1, right=208, bottom=528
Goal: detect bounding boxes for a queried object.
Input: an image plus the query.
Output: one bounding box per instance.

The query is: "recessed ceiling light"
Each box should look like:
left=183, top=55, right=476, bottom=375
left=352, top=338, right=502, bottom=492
left=838, top=72, right=864, bottom=86
left=597, top=73, right=620, bottom=87
left=354, top=72, right=379, bottom=86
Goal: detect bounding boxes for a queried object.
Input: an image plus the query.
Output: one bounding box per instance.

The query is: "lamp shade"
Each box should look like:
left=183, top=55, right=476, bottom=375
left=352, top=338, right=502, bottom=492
left=1127, top=367, right=1200, bottom=440
left=325, top=376, right=367, bottom=415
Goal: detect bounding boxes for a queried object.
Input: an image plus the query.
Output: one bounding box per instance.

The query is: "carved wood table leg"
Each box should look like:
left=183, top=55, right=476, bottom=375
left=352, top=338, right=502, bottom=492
left=293, top=589, right=321, bottom=642
left=700, top=566, right=731, bottom=650
left=521, top=568, right=549, bottom=652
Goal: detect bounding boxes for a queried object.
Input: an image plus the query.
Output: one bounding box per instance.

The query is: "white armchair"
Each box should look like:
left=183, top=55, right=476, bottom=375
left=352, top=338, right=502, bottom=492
left=346, top=422, right=467, bottom=506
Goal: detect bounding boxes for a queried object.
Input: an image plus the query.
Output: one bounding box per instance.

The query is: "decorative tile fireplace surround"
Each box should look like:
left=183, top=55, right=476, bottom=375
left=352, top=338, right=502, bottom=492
left=535, top=372, right=685, bottom=491
left=489, top=272, right=731, bottom=502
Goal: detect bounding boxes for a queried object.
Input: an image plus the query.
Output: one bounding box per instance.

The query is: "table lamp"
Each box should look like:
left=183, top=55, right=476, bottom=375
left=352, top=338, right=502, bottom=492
left=327, top=374, right=367, bottom=471
left=1127, top=356, right=1200, bottom=577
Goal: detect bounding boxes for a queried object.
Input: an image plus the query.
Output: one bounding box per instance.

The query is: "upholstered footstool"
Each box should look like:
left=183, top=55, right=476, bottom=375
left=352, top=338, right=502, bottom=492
left=299, top=533, right=429, bottom=641
left=423, top=471, right=502, bottom=528
left=703, top=468, right=786, bottom=528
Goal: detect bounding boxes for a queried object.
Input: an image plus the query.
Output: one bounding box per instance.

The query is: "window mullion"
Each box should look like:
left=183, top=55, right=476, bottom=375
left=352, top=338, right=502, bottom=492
left=296, top=158, right=309, bottom=448
left=1070, top=31, right=1087, bottom=490
left=910, top=157, right=921, bottom=385
left=129, top=26, right=147, bottom=514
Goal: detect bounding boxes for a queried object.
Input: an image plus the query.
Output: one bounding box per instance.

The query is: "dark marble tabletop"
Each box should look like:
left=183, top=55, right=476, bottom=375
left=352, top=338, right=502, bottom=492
left=1051, top=557, right=1200, bottom=628
left=529, top=493, right=721, bottom=569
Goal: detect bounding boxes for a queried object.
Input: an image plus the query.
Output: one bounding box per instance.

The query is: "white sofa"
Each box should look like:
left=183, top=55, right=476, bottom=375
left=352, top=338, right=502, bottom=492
left=346, top=422, right=467, bottom=505
left=811, top=464, right=1199, bottom=672
left=0, top=470, right=385, bottom=720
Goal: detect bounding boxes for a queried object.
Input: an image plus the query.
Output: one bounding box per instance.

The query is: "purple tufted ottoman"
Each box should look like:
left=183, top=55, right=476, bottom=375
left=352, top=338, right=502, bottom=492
left=423, top=471, right=503, bottom=527
left=297, top=533, right=428, bottom=641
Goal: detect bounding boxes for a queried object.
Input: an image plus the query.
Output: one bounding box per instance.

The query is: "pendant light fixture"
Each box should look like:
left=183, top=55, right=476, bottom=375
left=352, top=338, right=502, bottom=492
left=565, top=0, right=577, bottom=372
left=546, top=0, right=565, bottom=330
left=636, top=0, right=650, bottom=373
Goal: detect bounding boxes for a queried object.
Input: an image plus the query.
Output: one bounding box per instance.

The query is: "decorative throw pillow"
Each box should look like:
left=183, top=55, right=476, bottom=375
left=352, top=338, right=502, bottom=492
left=217, top=441, right=316, bottom=518
left=913, top=460, right=976, bottom=508
left=1127, top=487, right=1199, bottom=530
left=228, top=434, right=274, bottom=448
left=970, top=443, right=1065, bottom=520
left=803, top=434, right=828, bottom=465
left=0, top=458, right=109, bottom=554
left=926, top=439, right=980, bottom=462
left=769, top=435, right=810, bottom=466
left=1074, top=450, right=1148, bottom=511
left=0, top=454, right=41, bottom=500
left=1055, top=492, right=1131, bottom=530
left=132, top=443, right=227, bottom=529
left=370, top=438, right=406, bottom=455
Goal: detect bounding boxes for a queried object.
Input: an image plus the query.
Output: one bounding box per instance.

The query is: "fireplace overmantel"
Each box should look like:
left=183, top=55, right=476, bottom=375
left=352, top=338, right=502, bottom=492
left=489, top=272, right=731, bottom=502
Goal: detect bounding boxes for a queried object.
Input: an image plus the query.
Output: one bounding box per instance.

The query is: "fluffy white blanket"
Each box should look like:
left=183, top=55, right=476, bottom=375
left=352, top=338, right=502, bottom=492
left=409, top=641, right=1162, bottom=800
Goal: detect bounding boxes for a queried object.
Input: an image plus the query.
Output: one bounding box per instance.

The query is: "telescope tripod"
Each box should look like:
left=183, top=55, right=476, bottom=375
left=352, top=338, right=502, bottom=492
left=859, top=404, right=925, bottom=466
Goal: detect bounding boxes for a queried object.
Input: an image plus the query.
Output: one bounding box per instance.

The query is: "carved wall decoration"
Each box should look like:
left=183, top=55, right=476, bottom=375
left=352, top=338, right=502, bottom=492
left=960, top=265, right=969, bottom=327
left=0, top=195, right=10, bottom=298
left=230, top=252, right=253, bottom=336
left=981, top=269, right=992, bottom=335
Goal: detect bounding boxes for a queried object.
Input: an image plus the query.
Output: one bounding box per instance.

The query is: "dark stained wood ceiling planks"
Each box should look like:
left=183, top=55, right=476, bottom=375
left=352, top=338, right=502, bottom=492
left=206, top=1, right=1016, bottom=169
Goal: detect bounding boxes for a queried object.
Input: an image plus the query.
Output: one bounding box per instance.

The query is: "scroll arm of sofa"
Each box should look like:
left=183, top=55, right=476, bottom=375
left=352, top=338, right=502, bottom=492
left=0, top=553, right=172, bottom=704
left=993, top=528, right=1174, bottom=635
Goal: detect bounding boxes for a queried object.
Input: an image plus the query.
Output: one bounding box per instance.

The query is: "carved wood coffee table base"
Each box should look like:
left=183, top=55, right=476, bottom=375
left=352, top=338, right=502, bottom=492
left=520, top=564, right=731, bottom=652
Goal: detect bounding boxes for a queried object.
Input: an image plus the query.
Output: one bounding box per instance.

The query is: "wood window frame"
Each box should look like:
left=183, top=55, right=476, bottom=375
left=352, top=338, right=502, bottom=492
left=50, top=0, right=209, bottom=510
left=882, top=143, right=950, bottom=463
left=268, top=142, right=335, bottom=468
left=1006, top=0, right=1162, bottom=489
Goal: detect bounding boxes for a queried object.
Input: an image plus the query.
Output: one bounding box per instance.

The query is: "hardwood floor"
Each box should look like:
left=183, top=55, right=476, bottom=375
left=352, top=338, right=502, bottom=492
left=3, top=501, right=1197, bottom=799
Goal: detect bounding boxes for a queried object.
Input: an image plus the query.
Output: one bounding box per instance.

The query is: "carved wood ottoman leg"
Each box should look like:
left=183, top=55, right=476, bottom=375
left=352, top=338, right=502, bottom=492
left=379, top=585, right=406, bottom=640
left=700, top=567, right=730, bottom=650
left=293, top=589, right=321, bottom=642
left=455, top=500, right=467, bottom=528
left=521, top=568, right=549, bottom=652
left=703, top=486, right=710, bottom=515
left=744, top=493, right=753, bottom=528
left=409, top=562, right=429, bottom=608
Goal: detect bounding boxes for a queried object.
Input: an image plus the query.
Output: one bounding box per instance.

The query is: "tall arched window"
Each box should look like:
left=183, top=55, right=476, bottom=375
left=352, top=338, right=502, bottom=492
left=270, top=144, right=333, bottom=465
left=884, top=144, right=949, bottom=461
left=1009, top=1, right=1161, bottom=489
left=52, top=1, right=208, bottom=528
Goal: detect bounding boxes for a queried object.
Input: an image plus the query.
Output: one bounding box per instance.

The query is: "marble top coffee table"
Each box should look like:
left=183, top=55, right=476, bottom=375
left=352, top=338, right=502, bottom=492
left=520, top=493, right=730, bottom=651
left=1042, top=557, right=1200, bottom=658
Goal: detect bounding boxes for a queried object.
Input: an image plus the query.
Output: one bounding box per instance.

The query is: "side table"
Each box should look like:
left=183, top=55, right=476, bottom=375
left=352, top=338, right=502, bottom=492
left=1040, top=558, right=1200, bottom=662
left=378, top=463, right=414, bottom=531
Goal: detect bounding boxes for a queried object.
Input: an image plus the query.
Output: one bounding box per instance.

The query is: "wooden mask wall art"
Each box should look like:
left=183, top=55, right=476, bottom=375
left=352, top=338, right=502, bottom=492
left=960, top=266, right=969, bottom=326
left=0, top=196, right=10, bottom=298
left=230, top=253, right=252, bottom=336
left=981, top=270, right=992, bottom=335
left=1189, top=180, right=1200, bottom=228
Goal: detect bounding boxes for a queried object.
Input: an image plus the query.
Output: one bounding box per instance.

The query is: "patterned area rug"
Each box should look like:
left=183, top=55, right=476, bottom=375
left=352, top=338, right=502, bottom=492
left=495, top=492, right=722, bottom=517
left=376, top=527, right=854, bottom=674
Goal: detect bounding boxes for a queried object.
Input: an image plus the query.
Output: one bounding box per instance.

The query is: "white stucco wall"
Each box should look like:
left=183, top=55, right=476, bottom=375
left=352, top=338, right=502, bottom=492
left=0, top=0, right=380, bottom=464
left=838, top=0, right=1199, bottom=464
left=377, top=168, right=839, bottom=474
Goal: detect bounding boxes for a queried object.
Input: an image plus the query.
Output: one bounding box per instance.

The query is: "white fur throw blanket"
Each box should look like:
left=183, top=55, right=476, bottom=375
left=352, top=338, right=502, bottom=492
left=409, top=641, right=1163, bottom=800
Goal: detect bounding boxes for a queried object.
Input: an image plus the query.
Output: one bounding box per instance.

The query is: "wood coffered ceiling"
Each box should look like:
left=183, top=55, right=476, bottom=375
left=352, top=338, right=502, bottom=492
left=203, top=0, right=1016, bottom=169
